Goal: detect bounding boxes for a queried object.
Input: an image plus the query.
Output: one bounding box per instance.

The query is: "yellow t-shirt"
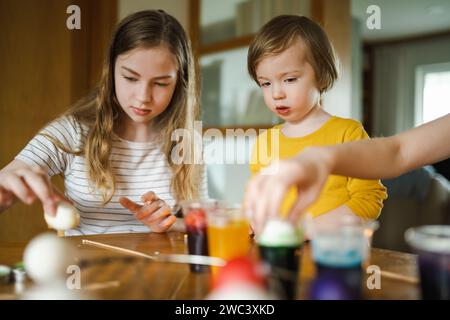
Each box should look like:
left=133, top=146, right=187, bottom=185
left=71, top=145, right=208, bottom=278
left=249, top=116, right=388, bottom=219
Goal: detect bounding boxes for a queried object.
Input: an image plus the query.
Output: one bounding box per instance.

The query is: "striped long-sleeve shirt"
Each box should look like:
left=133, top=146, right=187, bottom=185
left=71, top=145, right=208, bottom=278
left=16, top=116, right=208, bottom=235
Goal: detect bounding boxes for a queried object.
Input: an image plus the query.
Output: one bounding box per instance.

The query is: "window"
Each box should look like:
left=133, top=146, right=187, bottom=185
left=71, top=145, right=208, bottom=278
left=415, top=62, right=450, bottom=126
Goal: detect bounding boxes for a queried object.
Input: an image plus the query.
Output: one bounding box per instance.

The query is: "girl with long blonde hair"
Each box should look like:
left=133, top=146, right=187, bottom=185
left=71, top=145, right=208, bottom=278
left=0, top=10, right=207, bottom=235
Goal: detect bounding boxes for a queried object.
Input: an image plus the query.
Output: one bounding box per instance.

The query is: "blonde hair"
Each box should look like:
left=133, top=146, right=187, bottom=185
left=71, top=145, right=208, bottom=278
left=248, top=15, right=338, bottom=94
left=44, top=10, right=201, bottom=204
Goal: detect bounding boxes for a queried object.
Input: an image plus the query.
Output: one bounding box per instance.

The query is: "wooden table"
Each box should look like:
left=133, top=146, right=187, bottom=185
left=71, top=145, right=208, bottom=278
left=0, top=232, right=420, bottom=300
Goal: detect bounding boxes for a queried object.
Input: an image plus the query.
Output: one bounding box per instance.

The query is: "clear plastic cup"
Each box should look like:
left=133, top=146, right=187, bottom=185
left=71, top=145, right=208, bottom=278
left=180, top=199, right=226, bottom=273
left=206, top=205, right=251, bottom=277
left=405, top=225, right=450, bottom=300
left=308, top=215, right=379, bottom=300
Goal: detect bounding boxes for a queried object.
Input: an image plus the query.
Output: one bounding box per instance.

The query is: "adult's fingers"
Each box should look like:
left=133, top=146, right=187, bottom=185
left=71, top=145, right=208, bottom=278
left=287, top=187, right=320, bottom=224
left=243, top=175, right=265, bottom=233
left=286, top=165, right=328, bottom=224
left=253, top=178, right=289, bottom=235
left=253, top=177, right=271, bottom=235
left=264, top=181, right=289, bottom=221
left=243, top=176, right=262, bottom=220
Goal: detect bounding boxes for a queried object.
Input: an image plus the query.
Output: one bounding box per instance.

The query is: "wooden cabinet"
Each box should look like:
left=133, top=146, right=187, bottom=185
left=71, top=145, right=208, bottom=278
left=0, top=0, right=117, bottom=242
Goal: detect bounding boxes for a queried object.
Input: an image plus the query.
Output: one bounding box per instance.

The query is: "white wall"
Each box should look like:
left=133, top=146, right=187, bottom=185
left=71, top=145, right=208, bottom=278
left=204, top=133, right=256, bottom=204
left=351, top=17, right=363, bottom=122
left=118, top=0, right=189, bottom=31
left=321, top=0, right=353, bottom=119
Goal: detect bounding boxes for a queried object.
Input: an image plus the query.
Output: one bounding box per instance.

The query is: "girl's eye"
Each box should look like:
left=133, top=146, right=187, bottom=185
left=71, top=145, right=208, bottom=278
left=155, top=82, right=170, bottom=87
left=259, top=82, right=270, bottom=88
left=123, top=76, right=137, bottom=82
left=285, top=77, right=298, bottom=83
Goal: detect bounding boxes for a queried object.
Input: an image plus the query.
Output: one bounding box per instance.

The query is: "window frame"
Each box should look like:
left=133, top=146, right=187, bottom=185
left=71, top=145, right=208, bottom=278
left=415, top=61, right=450, bottom=126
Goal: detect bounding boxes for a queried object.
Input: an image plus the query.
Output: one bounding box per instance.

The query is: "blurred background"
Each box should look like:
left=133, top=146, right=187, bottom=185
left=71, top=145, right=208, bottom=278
left=0, top=0, right=449, bottom=251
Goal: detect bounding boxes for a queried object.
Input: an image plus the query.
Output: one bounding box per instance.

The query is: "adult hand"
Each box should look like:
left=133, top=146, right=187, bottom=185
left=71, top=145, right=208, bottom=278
left=244, top=147, right=332, bottom=234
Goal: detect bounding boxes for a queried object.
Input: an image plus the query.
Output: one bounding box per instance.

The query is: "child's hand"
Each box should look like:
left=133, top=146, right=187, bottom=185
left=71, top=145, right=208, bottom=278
left=0, top=163, right=69, bottom=215
left=119, top=191, right=176, bottom=233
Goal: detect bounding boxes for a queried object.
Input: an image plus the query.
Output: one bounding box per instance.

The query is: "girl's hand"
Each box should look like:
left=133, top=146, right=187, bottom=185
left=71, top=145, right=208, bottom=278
left=119, top=191, right=176, bottom=233
left=0, top=162, right=68, bottom=215
left=0, top=186, right=15, bottom=213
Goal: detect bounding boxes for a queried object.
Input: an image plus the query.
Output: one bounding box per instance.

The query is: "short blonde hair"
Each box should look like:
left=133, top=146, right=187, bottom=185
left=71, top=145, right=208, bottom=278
left=248, top=15, right=338, bottom=94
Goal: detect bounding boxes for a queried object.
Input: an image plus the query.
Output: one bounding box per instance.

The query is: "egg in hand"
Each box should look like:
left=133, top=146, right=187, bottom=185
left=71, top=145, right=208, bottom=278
left=44, top=202, right=80, bottom=231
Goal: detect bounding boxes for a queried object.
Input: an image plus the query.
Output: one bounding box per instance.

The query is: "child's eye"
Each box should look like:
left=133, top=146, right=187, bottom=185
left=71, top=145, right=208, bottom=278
left=284, top=78, right=298, bottom=83
left=259, top=82, right=270, bottom=88
left=123, top=76, right=137, bottom=82
left=155, top=82, right=170, bottom=87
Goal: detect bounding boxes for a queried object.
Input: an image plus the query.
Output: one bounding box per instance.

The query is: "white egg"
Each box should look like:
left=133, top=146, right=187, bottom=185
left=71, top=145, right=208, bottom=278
left=44, top=202, right=80, bottom=231
left=22, top=281, right=85, bottom=300
left=207, top=283, right=274, bottom=300
left=23, top=233, right=75, bottom=284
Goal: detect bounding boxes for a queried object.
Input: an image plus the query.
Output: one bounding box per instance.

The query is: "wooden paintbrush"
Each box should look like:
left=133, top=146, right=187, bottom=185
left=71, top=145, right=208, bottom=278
left=81, top=239, right=225, bottom=266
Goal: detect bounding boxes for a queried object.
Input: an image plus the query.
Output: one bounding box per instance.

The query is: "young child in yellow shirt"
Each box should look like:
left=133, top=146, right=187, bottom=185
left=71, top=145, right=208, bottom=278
left=247, top=15, right=387, bottom=232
